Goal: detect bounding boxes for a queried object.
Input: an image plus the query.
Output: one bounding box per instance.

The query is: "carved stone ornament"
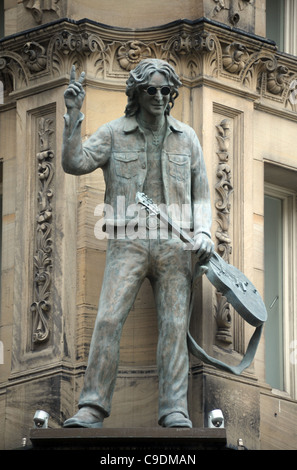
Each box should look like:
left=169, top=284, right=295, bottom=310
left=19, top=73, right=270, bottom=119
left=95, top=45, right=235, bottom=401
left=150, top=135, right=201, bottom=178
left=24, top=0, right=61, bottom=24
left=214, top=118, right=234, bottom=346
left=215, top=291, right=232, bottom=344
left=30, top=116, right=55, bottom=346
left=222, top=42, right=249, bottom=74
left=22, top=41, right=47, bottom=73
left=0, top=19, right=296, bottom=107
left=215, top=118, right=233, bottom=262
left=287, top=77, right=297, bottom=111
left=53, top=30, right=105, bottom=54
left=212, top=0, right=253, bottom=27
left=0, top=53, right=28, bottom=91
left=117, top=41, right=152, bottom=71
left=266, top=64, right=290, bottom=95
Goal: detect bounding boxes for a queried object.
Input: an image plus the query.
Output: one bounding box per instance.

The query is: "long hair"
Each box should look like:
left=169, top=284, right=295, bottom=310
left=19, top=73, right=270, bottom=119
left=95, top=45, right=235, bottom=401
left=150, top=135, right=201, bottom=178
left=125, top=59, right=182, bottom=117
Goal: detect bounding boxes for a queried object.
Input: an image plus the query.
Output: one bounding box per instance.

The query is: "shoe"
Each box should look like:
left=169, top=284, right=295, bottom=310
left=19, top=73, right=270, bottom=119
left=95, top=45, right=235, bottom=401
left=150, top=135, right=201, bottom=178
left=162, top=412, right=192, bottom=428
left=63, top=406, right=104, bottom=428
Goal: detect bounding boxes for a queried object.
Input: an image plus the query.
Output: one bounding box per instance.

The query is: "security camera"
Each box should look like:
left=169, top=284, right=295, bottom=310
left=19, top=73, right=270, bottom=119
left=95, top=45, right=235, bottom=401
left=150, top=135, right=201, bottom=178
left=33, top=410, right=49, bottom=429
left=208, top=409, right=224, bottom=428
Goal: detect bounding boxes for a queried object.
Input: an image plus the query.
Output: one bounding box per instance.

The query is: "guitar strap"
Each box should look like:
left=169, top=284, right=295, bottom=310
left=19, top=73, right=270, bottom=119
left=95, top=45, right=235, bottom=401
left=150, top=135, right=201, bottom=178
left=135, top=193, right=266, bottom=376
left=187, top=261, right=264, bottom=375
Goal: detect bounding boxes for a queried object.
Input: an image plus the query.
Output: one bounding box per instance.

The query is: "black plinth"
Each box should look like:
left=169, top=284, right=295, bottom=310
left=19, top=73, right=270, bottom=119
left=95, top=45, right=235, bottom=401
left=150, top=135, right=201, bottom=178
left=29, top=427, right=227, bottom=452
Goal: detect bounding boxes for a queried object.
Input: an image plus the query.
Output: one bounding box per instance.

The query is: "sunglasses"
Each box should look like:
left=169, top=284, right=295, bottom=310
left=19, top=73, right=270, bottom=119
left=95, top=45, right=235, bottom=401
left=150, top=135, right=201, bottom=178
left=143, top=86, right=171, bottom=96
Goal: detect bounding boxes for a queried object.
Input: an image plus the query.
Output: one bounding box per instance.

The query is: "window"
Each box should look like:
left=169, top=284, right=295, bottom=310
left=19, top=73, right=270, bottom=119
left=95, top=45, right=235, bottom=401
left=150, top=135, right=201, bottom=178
left=264, top=193, right=284, bottom=390
left=264, top=183, right=297, bottom=398
left=266, top=0, right=297, bottom=56
left=266, top=0, right=284, bottom=51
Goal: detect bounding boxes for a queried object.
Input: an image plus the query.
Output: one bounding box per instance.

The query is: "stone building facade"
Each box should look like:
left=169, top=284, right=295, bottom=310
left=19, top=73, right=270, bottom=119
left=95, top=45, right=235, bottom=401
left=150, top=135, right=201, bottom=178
left=0, top=0, right=296, bottom=450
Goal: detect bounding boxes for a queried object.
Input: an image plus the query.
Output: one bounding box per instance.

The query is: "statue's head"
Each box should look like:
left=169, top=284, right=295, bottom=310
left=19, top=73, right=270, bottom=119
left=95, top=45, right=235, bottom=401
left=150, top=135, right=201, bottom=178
left=125, top=58, right=182, bottom=117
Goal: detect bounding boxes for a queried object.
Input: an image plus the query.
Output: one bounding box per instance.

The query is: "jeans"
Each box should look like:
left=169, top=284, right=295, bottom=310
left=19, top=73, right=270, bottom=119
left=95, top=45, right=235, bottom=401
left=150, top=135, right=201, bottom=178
left=78, top=235, right=192, bottom=424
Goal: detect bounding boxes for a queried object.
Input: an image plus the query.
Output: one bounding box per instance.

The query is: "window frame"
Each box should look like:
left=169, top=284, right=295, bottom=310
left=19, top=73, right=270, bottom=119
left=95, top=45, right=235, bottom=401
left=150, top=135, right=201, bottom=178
left=264, top=183, right=297, bottom=399
left=284, top=0, right=297, bottom=56
left=266, top=0, right=297, bottom=56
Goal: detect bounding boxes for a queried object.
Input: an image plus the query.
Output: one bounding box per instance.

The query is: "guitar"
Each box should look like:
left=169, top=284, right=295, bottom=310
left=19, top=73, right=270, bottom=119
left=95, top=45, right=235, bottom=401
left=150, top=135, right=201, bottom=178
left=136, top=192, right=267, bottom=375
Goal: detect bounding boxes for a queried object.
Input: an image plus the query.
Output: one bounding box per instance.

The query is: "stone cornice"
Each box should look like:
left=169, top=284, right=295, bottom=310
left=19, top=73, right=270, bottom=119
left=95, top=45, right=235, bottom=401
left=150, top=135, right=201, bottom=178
left=0, top=17, right=296, bottom=113
left=0, top=17, right=276, bottom=46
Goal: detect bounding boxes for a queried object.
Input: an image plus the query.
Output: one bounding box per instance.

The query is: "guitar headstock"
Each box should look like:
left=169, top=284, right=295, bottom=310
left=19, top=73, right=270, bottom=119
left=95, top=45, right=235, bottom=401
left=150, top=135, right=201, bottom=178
left=135, top=192, right=160, bottom=215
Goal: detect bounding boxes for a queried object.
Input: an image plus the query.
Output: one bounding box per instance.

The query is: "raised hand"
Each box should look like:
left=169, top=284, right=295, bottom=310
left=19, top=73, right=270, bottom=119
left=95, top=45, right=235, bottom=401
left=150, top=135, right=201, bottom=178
left=64, top=65, right=86, bottom=110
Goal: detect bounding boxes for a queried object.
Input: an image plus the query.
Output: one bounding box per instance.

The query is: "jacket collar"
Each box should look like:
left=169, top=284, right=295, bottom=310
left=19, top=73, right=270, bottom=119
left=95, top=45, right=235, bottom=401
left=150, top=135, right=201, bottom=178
left=123, top=115, right=183, bottom=134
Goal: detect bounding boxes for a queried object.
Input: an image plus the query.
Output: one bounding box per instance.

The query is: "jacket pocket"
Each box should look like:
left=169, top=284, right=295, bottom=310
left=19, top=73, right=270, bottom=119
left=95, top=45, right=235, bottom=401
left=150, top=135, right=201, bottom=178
left=113, top=152, right=138, bottom=179
left=168, top=154, right=190, bottom=182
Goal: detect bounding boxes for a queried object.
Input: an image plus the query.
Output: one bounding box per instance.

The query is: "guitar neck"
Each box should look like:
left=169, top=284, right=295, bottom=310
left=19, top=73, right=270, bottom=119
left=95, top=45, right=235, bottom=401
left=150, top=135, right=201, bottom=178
left=156, top=208, right=195, bottom=246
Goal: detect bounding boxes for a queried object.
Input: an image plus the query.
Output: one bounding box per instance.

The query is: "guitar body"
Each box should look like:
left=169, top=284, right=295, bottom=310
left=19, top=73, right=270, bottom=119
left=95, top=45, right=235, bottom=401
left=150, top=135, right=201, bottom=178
left=206, top=252, right=267, bottom=327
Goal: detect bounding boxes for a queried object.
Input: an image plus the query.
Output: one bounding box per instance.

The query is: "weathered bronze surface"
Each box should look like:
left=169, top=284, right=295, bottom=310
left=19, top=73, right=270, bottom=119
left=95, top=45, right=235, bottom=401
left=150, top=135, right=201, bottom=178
left=62, top=59, right=214, bottom=429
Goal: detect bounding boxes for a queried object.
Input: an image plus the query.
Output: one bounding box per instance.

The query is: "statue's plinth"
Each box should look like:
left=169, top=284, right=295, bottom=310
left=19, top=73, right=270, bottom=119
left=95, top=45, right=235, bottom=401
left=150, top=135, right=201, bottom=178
left=29, top=427, right=227, bottom=451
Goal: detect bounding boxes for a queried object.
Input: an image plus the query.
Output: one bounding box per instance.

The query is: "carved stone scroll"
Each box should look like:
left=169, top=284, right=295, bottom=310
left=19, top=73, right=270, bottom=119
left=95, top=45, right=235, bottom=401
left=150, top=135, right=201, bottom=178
left=22, top=41, right=47, bottom=73
left=222, top=42, right=249, bottom=74
left=30, top=115, right=55, bottom=347
left=117, top=41, right=152, bottom=71
left=215, top=118, right=233, bottom=261
left=214, top=118, right=234, bottom=346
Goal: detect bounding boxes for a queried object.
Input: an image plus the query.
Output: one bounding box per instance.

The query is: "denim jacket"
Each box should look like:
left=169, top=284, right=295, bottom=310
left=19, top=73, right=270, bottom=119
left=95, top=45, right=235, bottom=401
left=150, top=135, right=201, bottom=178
left=62, top=113, right=212, bottom=238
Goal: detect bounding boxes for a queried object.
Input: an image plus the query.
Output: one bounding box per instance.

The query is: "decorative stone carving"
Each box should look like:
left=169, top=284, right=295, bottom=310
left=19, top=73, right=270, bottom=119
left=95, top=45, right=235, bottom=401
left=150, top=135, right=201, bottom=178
left=215, top=291, right=232, bottom=344
left=0, top=18, right=296, bottom=110
left=266, top=65, right=289, bottom=95
left=165, top=31, right=195, bottom=56
left=162, top=30, right=218, bottom=78
left=22, top=42, right=47, bottom=73
left=24, top=0, right=61, bottom=24
left=117, top=41, right=152, bottom=71
left=50, top=29, right=106, bottom=77
left=214, top=118, right=233, bottom=346
left=30, top=116, right=55, bottom=347
left=53, top=30, right=105, bottom=54
left=212, top=0, right=230, bottom=17
left=215, top=118, right=233, bottom=261
left=286, top=76, right=297, bottom=111
left=222, top=42, right=249, bottom=74
left=0, top=52, right=28, bottom=90
left=211, top=0, right=254, bottom=27
left=194, top=31, right=216, bottom=54
left=163, top=30, right=216, bottom=56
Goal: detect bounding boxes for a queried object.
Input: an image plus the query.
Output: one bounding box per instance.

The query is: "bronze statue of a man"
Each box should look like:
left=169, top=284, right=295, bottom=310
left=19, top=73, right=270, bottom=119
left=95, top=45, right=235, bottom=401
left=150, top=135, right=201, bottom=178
left=62, top=58, right=214, bottom=429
